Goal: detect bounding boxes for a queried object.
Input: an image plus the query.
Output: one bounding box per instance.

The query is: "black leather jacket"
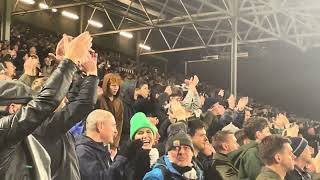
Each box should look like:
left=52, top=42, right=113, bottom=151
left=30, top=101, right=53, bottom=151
left=0, top=59, right=77, bottom=180
left=33, top=74, right=99, bottom=180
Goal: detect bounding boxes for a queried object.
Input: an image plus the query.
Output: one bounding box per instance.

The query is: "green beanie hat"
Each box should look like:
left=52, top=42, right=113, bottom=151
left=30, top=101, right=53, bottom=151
left=130, top=112, right=157, bottom=140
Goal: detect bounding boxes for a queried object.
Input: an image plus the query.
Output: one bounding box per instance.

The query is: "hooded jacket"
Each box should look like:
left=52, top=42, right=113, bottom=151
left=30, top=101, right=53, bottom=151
left=0, top=59, right=77, bottom=180
left=98, top=74, right=124, bottom=148
left=212, top=153, right=239, bottom=180
left=228, top=141, right=263, bottom=180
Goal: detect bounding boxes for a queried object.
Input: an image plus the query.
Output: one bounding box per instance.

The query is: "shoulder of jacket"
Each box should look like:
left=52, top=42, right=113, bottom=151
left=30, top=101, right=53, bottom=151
left=144, top=168, right=163, bottom=180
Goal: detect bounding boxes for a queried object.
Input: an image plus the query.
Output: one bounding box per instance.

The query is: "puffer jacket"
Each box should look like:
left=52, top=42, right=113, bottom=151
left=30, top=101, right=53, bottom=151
left=0, top=59, right=77, bottom=180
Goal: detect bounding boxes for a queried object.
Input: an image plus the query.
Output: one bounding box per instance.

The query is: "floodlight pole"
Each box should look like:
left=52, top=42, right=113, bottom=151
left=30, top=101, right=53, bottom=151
left=231, top=0, right=239, bottom=98
left=1, top=0, right=11, bottom=41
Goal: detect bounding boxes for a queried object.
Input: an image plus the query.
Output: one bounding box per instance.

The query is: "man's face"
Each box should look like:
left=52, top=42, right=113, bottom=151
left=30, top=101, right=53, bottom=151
left=224, top=134, right=240, bottom=153
left=191, top=128, right=207, bottom=152
left=298, top=146, right=312, bottom=164
left=4, top=61, right=16, bottom=78
left=109, top=83, right=119, bottom=96
left=244, top=110, right=251, bottom=121
left=29, top=47, right=36, bottom=55
left=168, top=145, right=193, bottom=167
left=211, top=103, right=225, bottom=116
left=99, top=117, right=117, bottom=144
left=279, top=143, right=295, bottom=172
left=256, top=126, right=271, bottom=141
left=134, top=128, right=155, bottom=149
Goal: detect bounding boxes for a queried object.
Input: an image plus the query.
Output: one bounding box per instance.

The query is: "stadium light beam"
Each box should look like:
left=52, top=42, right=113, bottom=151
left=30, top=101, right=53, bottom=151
left=61, top=10, right=79, bottom=20
left=20, top=0, right=35, bottom=5
left=39, top=3, right=49, bottom=9
left=88, top=20, right=103, bottom=28
left=139, top=43, right=151, bottom=51
left=120, top=32, right=133, bottom=39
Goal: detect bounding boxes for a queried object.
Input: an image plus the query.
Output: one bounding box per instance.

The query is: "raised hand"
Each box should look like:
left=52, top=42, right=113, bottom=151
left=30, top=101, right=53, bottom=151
left=80, top=52, right=97, bottom=76
left=164, top=86, right=172, bottom=96
left=237, top=96, right=249, bottom=111
left=64, top=32, right=92, bottom=65
left=24, top=56, right=39, bottom=76
left=228, top=94, right=236, bottom=109
left=49, top=34, right=73, bottom=61
left=218, top=89, right=224, bottom=97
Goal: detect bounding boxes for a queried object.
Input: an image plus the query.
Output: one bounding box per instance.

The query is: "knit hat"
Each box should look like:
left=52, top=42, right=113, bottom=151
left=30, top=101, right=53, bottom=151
left=289, top=137, right=308, bottom=157
left=167, top=122, right=188, bottom=138
left=130, top=112, right=157, bottom=140
left=165, top=131, right=195, bottom=153
left=0, top=80, right=34, bottom=106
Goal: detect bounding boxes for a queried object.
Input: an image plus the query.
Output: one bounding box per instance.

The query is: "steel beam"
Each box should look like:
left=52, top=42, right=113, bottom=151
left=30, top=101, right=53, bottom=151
left=12, top=1, right=105, bottom=15
left=230, top=0, right=239, bottom=97
left=1, top=0, right=11, bottom=41
left=140, top=38, right=278, bottom=55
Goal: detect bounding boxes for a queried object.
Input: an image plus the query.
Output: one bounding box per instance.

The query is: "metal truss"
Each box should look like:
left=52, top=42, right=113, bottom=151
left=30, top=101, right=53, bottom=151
left=11, top=0, right=320, bottom=55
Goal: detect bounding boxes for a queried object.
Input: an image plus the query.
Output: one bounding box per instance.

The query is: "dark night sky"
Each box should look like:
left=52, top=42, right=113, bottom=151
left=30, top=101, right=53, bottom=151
left=184, top=42, right=320, bottom=120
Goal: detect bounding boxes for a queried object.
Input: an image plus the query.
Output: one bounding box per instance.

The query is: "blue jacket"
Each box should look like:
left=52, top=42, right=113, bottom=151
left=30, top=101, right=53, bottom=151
left=143, top=155, right=204, bottom=180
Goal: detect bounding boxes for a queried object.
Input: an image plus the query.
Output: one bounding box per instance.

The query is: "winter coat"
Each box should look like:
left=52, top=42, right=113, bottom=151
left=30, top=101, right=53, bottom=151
left=228, top=141, right=263, bottom=180
left=33, top=75, right=98, bottom=180
left=121, top=88, right=137, bottom=144
left=285, top=166, right=312, bottom=180
left=75, top=135, right=112, bottom=180
left=143, top=155, right=204, bottom=180
left=0, top=59, right=77, bottom=180
left=98, top=79, right=124, bottom=148
left=256, top=167, right=282, bottom=180
left=182, top=89, right=201, bottom=113
left=212, top=153, right=239, bottom=180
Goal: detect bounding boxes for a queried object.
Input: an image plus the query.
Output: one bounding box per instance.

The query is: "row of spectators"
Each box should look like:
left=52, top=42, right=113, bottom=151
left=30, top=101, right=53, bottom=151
left=0, top=24, right=320, bottom=180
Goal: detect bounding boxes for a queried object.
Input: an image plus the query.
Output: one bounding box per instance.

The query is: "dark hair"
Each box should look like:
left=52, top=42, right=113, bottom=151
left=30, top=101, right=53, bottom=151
left=258, top=135, right=291, bottom=165
left=170, top=86, right=183, bottom=98
left=234, top=129, right=248, bottom=146
left=244, top=117, right=269, bottom=140
left=135, top=79, right=148, bottom=89
left=212, top=130, right=233, bottom=152
left=187, top=120, right=206, bottom=137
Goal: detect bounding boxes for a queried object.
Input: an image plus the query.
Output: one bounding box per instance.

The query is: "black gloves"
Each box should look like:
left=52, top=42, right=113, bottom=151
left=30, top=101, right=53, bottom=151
left=118, top=139, right=144, bottom=161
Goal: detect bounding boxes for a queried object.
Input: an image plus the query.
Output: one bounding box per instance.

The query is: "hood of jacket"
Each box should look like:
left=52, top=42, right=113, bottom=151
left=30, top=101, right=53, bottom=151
left=75, top=135, right=107, bottom=155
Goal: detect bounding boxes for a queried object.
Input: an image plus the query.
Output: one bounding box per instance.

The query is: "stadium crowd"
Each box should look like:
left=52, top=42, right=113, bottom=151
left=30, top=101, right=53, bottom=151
left=1, top=24, right=320, bottom=180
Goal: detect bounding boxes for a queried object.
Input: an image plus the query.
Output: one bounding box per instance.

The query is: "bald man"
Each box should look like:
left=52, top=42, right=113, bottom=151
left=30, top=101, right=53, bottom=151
left=75, top=110, right=118, bottom=180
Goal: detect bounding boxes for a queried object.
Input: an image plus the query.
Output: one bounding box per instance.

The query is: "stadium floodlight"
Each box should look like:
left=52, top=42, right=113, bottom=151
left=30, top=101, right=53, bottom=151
left=237, top=52, right=249, bottom=58
left=39, top=3, right=49, bottom=9
left=120, top=32, right=133, bottom=39
left=61, top=10, right=79, bottom=20
left=20, top=0, right=35, bottom=5
left=52, top=8, right=58, bottom=12
left=204, top=55, right=219, bottom=60
left=88, top=20, right=103, bottom=28
left=138, top=43, right=151, bottom=51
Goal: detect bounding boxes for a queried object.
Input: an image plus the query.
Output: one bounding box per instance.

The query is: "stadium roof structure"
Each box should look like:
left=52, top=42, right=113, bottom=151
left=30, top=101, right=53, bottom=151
left=11, top=0, right=320, bottom=55
left=9, top=0, right=320, bottom=95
